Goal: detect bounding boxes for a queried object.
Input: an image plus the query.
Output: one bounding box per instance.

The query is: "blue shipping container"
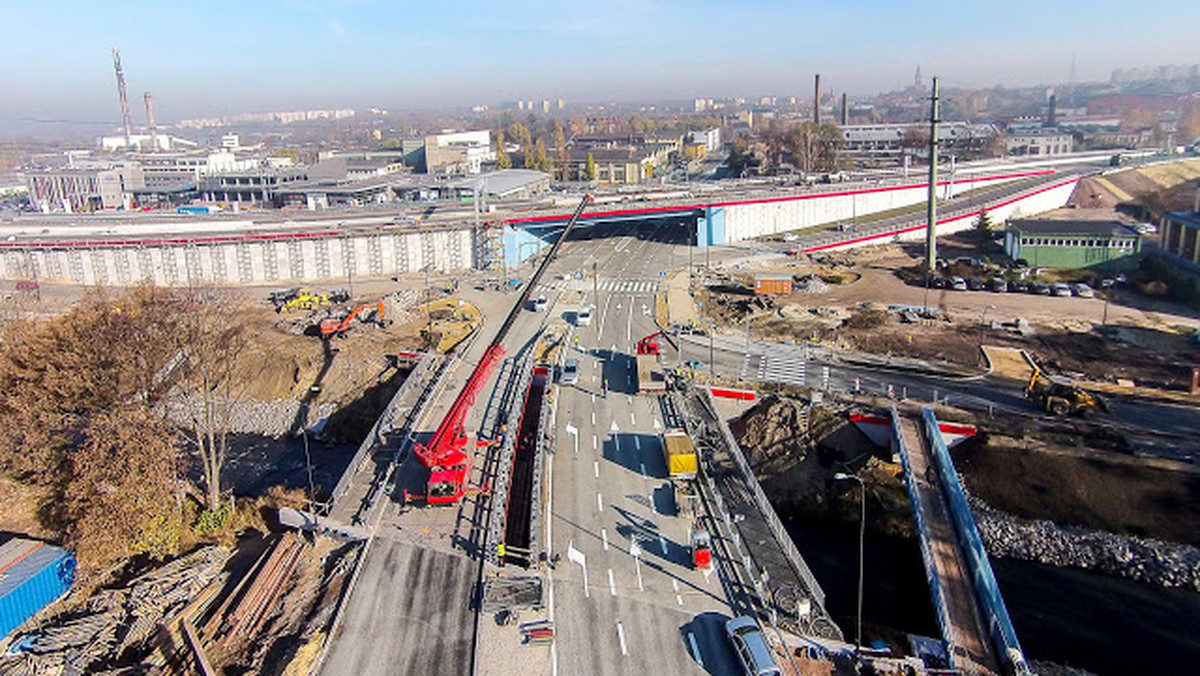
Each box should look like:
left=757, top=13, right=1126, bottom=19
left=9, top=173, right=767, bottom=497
left=0, top=538, right=76, bottom=640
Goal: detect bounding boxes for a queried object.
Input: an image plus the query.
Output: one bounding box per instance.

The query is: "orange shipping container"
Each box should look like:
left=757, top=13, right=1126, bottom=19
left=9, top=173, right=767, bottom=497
left=754, top=276, right=792, bottom=295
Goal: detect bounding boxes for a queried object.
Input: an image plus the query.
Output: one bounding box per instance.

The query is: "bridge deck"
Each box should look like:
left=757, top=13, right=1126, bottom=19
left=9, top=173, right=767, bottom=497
left=898, top=415, right=998, bottom=675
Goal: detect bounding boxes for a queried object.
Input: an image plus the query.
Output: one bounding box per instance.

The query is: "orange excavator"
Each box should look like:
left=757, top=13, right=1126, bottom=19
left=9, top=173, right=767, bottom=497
left=318, top=300, right=384, bottom=338
left=411, top=195, right=593, bottom=505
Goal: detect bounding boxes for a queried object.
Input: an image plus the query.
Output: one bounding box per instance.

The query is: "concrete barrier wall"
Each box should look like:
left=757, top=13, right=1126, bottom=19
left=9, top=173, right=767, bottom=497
left=717, top=172, right=1034, bottom=244
left=0, top=228, right=477, bottom=286
left=804, top=177, right=1080, bottom=254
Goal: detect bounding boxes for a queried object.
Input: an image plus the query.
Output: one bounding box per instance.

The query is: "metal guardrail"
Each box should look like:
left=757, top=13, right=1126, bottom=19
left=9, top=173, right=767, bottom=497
left=921, top=407, right=1030, bottom=676
left=697, top=387, right=828, bottom=611
left=889, top=406, right=955, bottom=647
left=327, top=351, right=444, bottom=509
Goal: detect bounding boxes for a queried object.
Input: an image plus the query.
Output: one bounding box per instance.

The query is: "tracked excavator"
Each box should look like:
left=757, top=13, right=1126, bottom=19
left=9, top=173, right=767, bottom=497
left=412, top=195, right=593, bottom=505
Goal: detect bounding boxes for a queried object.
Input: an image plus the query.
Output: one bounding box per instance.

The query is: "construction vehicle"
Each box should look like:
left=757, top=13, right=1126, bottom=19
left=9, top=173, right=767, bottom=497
left=690, top=524, right=712, bottom=569
left=411, top=195, right=592, bottom=505
left=272, top=288, right=343, bottom=313
left=635, top=328, right=678, bottom=393
left=318, top=301, right=384, bottom=338
left=663, top=428, right=699, bottom=517
left=1025, top=367, right=1107, bottom=416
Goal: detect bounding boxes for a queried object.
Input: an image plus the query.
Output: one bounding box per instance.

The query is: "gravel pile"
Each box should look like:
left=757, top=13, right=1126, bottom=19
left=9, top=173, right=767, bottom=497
left=794, top=277, right=830, bottom=294
left=971, top=497, right=1200, bottom=592
left=164, top=394, right=336, bottom=438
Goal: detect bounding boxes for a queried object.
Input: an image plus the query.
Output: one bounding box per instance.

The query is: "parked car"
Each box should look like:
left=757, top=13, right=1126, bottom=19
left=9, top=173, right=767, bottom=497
left=1029, top=281, right=1051, bottom=295
left=1007, top=280, right=1030, bottom=293
left=684, top=360, right=704, bottom=370
left=950, top=276, right=968, bottom=291
left=989, top=278, right=1008, bottom=293
left=528, top=295, right=548, bottom=311
left=1071, top=283, right=1095, bottom=298
left=575, top=306, right=593, bottom=326
left=725, top=617, right=782, bottom=676
left=966, top=277, right=987, bottom=291
left=1051, top=282, right=1073, bottom=297
left=559, top=358, right=579, bottom=386
left=928, top=275, right=948, bottom=289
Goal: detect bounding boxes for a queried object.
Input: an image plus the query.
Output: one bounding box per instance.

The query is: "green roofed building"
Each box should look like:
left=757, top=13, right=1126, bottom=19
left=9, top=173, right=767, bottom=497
left=1004, top=218, right=1142, bottom=270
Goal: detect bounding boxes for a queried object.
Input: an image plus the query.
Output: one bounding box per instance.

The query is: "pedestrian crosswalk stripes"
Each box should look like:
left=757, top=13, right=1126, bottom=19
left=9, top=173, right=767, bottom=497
left=536, top=278, right=659, bottom=294
left=759, top=354, right=806, bottom=386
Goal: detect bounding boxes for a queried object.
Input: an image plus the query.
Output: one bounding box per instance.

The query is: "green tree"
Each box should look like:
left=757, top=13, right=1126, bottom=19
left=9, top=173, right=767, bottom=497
left=508, top=122, right=531, bottom=148
left=534, top=137, right=551, bottom=173
left=974, top=208, right=994, bottom=249
left=725, top=138, right=758, bottom=177
left=585, top=152, right=597, bottom=181
left=553, top=122, right=569, bottom=177
left=496, top=131, right=512, bottom=169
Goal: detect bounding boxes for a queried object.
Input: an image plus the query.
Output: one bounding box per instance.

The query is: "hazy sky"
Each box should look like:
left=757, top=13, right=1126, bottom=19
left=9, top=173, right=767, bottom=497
left=2, top=0, right=1197, bottom=130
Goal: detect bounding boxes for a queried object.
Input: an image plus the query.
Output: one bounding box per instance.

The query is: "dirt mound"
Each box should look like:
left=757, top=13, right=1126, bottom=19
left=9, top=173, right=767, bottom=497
left=953, top=431, right=1200, bottom=546
left=729, top=395, right=811, bottom=475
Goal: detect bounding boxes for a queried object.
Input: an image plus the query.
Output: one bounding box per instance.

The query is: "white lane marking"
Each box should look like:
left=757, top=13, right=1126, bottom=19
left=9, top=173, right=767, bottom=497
left=568, top=542, right=588, bottom=598
left=616, top=621, right=628, bottom=656
left=614, top=435, right=620, bottom=452
left=688, top=633, right=703, bottom=667
left=631, top=412, right=636, bottom=426
left=639, top=462, right=646, bottom=477
left=602, top=528, right=609, bottom=551
left=591, top=411, right=596, bottom=425
left=659, top=535, right=668, bottom=555
left=593, top=435, right=598, bottom=450
left=626, top=298, right=634, bottom=343
left=594, top=461, right=600, bottom=478
left=566, top=425, right=578, bottom=454
left=677, top=595, right=684, bottom=606
left=597, top=493, right=604, bottom=512
left=635, top=437, right=641, bottom=450
left=631, top=539, right=644, bottom=592
left=653, top=418, right=662, bottom=431
left=608, top=568, right=617, bottom=596
left=673, top=579, right=684, bottom=606
left=611, top=419, right=619, bottom=433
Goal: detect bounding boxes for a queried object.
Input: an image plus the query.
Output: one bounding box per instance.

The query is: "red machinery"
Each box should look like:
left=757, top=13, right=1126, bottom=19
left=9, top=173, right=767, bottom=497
left=411, top=195, right=593, bottom=505
left=636, top=328, right=679, bottom=356
left=319, top=300, right=384, bottom=337
left=690, top=524, right=712, bottom=569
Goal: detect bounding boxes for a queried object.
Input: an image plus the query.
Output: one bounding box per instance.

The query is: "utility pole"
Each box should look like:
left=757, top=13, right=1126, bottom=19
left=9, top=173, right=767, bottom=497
left=925, top=76, right=940, bottom=272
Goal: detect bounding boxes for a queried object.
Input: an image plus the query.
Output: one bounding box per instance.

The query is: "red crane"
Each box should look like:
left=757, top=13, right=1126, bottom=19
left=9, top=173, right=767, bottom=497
left=412, top=195, right=593, bottom=505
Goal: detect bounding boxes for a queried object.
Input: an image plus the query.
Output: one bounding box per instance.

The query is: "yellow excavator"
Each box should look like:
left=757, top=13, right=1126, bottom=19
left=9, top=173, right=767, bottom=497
left=1025, top=367, right=1107, bottom=417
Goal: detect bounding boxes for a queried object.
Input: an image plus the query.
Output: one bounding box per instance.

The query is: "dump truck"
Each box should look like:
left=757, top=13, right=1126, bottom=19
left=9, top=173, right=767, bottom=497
left=635, top=329, right=677, bottom=393
left=663, top=428, right=699, bottom=518
left=1025, top=367, right=1107, bottom=416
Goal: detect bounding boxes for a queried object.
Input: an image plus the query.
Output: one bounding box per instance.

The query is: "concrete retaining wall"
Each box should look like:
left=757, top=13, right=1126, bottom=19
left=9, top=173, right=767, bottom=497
left=0, top=228, right=477, bottom=286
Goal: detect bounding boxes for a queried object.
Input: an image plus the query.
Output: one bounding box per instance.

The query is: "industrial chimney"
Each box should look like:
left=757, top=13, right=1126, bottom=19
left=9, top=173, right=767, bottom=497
left=111, top=48, right=134, bottom=149
left=144, top=92, right=159, bottom=152
left=813, top=74, right=821, bottom=124
left=841, top=93, right=849, bottom=126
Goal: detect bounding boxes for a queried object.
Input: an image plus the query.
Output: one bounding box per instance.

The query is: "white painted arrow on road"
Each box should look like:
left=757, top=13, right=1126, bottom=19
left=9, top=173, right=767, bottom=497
left=568, top=542, right=588, bottom=598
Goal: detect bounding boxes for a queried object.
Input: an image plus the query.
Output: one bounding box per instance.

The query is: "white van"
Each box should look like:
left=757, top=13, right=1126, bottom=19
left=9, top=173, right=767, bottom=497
left=575, top=306, right=593, bottom=326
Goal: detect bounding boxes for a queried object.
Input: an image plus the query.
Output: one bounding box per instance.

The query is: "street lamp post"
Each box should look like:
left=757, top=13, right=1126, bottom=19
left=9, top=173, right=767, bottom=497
left=834, top=472, right=865, bottom=653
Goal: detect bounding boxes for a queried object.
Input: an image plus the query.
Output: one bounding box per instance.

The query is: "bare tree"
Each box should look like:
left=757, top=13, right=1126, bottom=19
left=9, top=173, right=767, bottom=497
left=173, top=291, right=248, bottom=510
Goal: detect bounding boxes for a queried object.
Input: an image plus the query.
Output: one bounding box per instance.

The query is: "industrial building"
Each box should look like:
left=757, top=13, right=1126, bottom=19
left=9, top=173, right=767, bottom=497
left=1006, top=128, right=1075, bottom=156
left=1158, top=186, right=1200, bottom=272
left=24, top=165, right=145, bottom=212
left=198, top=166, right=308, bottom=206
left=423, top=130, right=494, bottom=175
left=1004, top=217, right=1142, bottom=270
left=840, top=122, right=998, bottom=158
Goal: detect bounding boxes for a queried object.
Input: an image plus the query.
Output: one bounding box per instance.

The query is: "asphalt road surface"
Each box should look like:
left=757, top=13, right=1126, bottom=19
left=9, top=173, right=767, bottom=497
left=542, top=220, right=744, bottom=675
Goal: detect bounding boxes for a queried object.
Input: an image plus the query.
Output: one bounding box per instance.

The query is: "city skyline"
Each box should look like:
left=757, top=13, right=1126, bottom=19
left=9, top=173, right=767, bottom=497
left=2, top=0, right=1198, bottom=132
